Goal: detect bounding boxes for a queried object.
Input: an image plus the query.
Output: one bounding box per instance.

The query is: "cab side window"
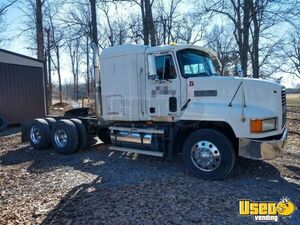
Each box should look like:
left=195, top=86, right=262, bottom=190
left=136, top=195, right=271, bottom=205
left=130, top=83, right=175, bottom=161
left=155, top=55, right=177, bottom=80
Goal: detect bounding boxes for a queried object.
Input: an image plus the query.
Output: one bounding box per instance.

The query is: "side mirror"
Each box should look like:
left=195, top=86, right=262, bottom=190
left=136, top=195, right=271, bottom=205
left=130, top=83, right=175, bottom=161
left=236, top=63, right=243, bottom=77
left=148, top=54, right=157, bottom=76
left=147, top=54, right=159, bottom=81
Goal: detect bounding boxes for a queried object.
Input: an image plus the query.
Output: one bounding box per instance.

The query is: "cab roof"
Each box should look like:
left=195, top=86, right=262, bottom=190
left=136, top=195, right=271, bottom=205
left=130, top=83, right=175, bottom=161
left=100, top=44, right=218, bottom=59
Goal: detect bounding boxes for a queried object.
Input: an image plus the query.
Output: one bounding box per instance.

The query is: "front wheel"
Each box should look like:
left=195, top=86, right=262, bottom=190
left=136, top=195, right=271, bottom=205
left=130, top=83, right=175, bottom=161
left=183, top=129, right=235, bottom=180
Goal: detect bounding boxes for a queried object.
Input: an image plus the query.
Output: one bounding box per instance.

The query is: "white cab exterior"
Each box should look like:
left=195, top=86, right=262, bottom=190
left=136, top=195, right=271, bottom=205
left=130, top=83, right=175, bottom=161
left=100, top=44, right=285, bottom=139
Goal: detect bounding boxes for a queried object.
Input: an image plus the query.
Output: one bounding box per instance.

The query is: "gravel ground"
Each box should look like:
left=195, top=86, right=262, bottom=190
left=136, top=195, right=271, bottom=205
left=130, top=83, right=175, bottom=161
left=0, top=119, right=299, bottom=225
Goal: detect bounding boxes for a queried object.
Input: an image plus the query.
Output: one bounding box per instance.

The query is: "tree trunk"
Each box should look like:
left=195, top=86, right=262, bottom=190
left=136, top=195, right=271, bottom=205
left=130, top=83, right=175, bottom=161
left=241, top=0, right=251, bottom=77
left=144, top=0, right=156, bottom=46
left=251, top=3, right=260, bottom=79
left=56, top=46, right=62, bottom=103
left=46, top=29, right=52, bottom=106
left=140, top=0, right=149, bottom=45
left=86, top=35, right=90, bottom=100
left=251, top=27, right=260, bottom=78
left=35, top=0, right=44, bottom=61
left=89, top=0, right=98, bottom=46
left=76, top=56, right=79, bottom=101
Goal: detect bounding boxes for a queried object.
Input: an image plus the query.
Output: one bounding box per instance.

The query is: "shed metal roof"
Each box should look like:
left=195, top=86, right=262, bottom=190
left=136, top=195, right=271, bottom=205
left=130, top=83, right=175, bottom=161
left=0, top=48, right=44, bottom=68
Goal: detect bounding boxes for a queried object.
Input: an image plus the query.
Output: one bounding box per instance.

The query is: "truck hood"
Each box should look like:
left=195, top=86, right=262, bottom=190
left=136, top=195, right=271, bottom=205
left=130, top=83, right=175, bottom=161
left=187, top=76, right=284, bottom=121
left=187, top=76, right=283, bottom=109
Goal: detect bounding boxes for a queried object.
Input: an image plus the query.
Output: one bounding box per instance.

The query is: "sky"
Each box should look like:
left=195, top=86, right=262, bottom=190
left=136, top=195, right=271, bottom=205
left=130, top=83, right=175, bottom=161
left=1, top=1, right=299, bottom=88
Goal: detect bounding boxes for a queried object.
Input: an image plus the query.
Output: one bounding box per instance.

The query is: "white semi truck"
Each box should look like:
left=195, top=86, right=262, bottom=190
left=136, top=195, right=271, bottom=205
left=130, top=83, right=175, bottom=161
left=25, top=43, right=287, bottom=180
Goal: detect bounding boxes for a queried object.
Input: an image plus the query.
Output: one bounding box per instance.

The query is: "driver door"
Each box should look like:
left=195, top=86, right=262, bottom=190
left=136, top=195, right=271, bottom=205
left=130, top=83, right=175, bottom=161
left=145, top=52, right=181, bottom=120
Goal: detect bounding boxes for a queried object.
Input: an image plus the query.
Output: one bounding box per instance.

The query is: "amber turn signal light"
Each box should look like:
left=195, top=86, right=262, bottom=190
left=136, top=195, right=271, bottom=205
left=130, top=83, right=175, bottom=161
left=250, top=119, right=262, bottom=133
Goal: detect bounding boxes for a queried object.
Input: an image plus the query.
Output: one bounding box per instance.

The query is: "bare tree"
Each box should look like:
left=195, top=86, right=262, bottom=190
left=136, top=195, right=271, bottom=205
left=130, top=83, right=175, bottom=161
left=98, top=2, right=129, bottom=47
left=127, top=14, right=144, bottom=44
left=132, top=0, right=156, bottom=45
left=35, top=0, right=44, bottom=60
left=0, top=0, right=17, bottom=46
left=205, top=25, right=237, bottom=76
left=280, top=29, right=300, bottom=79
left=248, top=0, right=299, bottom=78
left=144, top=0, right=156, bottom=45
left=172, top=14, right=207, bottom=45
left=155, top=0, right=182, bottom=45
left=67, top=38, right=82, bottom=101
left=0, top=0, right=17, bottom=15
left=45, top=2, right=64, bottom=103
left=85, top=35, right=91, bottom=99
left=45, top=27, right=52, bottom=105
left=89, top=0, right=98, bottom=46
left=202, top=0, right=300, bottom=78
left=21, top=0, right=50, bottom=108
left=203, top=0, right=251, bottom=77
left=90, top=0, right=156, bottom=46
left=60, top=0, right=93, bottom=99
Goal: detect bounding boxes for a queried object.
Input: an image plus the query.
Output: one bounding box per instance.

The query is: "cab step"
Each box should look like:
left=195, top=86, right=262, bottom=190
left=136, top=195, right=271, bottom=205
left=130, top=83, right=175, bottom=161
left=109, top=126, right=164, bottom=134
left=109, top=146, right=164, bottom=157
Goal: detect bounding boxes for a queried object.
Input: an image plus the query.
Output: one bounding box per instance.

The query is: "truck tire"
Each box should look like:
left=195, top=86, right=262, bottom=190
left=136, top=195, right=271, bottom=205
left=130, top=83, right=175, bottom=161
left=183, top=129, right=235, bottom=180
left=97, top=128, right=111, bottom=144
left=51, top=119, right=79, bottom=154
left=70, top=118, right=88, bottom=150
left=45, top=117, right=56, bottom=130
left=28, top=118, right=51, bottom=150
left=0, top=114, right=8, bottom=132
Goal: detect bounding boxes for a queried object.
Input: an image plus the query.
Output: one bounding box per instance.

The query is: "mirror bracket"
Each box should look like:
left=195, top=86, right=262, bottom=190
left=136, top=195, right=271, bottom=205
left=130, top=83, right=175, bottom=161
left=148, top=74, right=160, bottom=81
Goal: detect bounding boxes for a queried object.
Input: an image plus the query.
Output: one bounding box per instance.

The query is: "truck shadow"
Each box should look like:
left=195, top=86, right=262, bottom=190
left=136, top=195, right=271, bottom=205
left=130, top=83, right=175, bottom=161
left=0, top=144, right=300, bottom=185
left=0, top=142, right=299, bottom=188
left=1, top=142, right=299, bottom=224
left=35, top=155, right=299, bottom=225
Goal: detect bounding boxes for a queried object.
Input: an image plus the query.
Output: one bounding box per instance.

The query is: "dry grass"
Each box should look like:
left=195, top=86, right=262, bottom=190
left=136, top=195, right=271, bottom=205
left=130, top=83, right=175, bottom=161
left=287, top=94, right=300, bottom=107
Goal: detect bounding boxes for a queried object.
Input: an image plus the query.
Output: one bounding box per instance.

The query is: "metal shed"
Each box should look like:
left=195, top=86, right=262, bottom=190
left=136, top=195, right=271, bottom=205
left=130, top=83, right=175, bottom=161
left=0, top=49, right=46, bottom=126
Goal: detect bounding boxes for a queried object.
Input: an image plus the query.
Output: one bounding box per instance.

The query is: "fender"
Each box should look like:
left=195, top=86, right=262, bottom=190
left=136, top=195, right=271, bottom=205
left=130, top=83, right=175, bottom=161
left=180, top=100, right=283, bottom=139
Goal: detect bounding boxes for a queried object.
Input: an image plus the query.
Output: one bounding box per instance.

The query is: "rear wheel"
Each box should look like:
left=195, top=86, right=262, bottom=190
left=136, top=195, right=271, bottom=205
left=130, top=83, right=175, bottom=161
left=51, top=119, right=79, bottom=154
left=45, top=117, right=56, bottom=130
left=28, top=119, right=51, bottom=150
left=70, top=118, right=88, bottom=150
left=183, top=129, right=235, bottom=180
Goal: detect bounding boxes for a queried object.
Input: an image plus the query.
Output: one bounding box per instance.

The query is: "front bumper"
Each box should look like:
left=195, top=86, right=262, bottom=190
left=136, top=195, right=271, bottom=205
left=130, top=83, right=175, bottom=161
left=239, top=129, right=288, bottom=160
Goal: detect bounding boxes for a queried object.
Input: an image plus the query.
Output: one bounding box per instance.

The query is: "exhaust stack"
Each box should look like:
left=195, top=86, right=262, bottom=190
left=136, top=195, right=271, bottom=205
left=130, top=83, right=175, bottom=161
left=91, top=43, right=102, bottom=120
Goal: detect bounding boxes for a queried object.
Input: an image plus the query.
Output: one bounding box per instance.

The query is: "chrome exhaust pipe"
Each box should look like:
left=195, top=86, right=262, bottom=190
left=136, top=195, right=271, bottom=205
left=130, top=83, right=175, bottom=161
left=91, top=43, right=102, bottom=119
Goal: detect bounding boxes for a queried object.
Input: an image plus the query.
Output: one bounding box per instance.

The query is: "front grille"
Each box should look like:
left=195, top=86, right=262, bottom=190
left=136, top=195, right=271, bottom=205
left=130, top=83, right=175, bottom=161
left=281, top=88, right=286, bottom=128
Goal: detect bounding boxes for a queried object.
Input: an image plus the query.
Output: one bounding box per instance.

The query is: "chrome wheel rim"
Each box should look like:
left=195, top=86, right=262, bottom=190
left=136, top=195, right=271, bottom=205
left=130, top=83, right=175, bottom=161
left=30, top=125, right=42, bottom=144
left=191, top=140, right=221, bottom=171
left=54, top=129, right=68, bottom=148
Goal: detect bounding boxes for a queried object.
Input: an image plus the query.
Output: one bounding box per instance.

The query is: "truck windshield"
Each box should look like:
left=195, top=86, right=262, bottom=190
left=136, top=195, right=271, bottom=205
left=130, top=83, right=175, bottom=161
left=177, top=49, right=217, bottom=78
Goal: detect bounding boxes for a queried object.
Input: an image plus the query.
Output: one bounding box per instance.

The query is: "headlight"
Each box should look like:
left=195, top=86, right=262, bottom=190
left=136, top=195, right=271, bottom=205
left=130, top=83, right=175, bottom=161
left=250, top=118, right=277, bottom=133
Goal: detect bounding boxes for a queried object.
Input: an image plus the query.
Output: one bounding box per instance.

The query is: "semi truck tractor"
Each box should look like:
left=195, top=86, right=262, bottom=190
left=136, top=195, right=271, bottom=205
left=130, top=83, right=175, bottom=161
left=25, top=43, right=287, bottom=180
